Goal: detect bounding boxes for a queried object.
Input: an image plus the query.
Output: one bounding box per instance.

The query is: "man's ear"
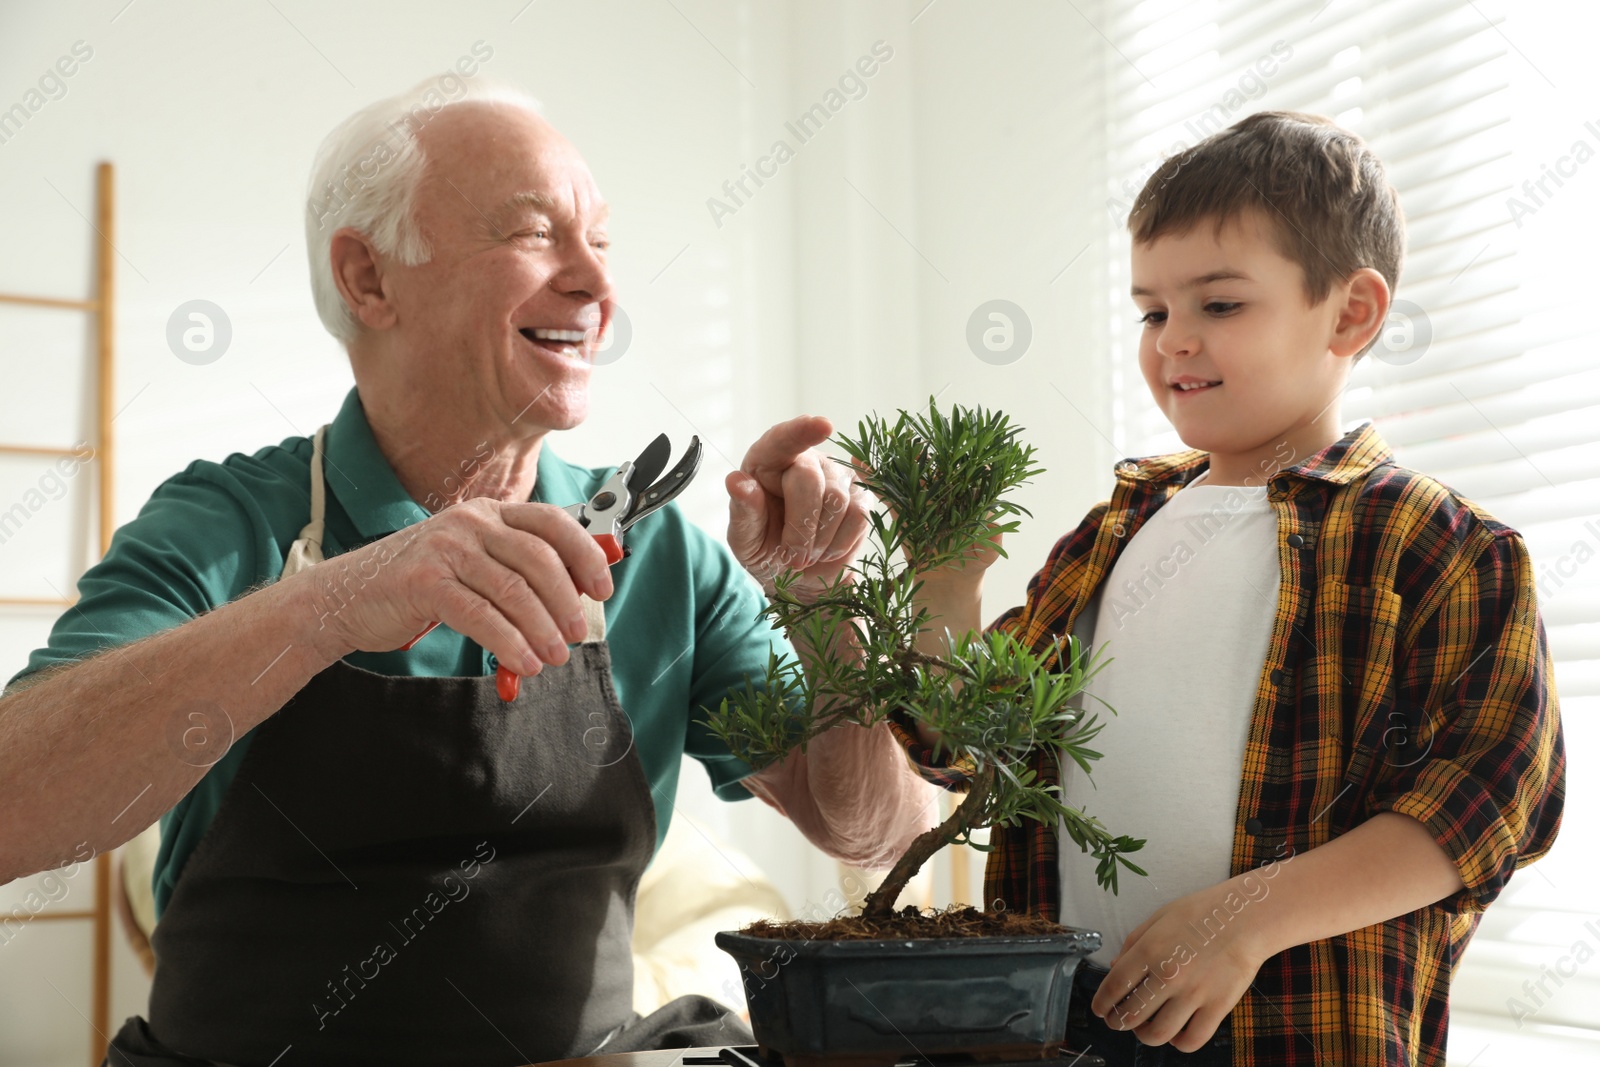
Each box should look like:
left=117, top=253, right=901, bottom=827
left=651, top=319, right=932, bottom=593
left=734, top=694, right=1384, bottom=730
left=1331, top=267, right=1390, bottom=360
left=329, top=228, right=398, bottom=332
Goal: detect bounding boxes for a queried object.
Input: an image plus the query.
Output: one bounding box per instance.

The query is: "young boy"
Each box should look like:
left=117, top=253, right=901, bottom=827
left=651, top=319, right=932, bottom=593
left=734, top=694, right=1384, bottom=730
left=905, top=112, right=1566, bottom=1066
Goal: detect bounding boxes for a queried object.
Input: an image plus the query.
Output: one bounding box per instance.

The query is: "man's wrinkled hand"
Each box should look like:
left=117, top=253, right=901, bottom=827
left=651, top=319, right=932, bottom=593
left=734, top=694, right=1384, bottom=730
left=1090, top=876, right=1269, bottom=1052
left=308, top=498, right=613, bottom=677
left=727, top=415, right=871, bottom=599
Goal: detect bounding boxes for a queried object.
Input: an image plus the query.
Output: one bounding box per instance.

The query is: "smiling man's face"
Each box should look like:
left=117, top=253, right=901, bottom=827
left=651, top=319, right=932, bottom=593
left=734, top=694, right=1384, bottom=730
left=1129, top=208, right=1353, bottom=481
left=380, top=101, right=613, bottom=437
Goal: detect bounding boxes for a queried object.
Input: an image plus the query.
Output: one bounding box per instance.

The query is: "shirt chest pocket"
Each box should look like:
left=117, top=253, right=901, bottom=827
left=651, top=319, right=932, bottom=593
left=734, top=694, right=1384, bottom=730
left=1308, top=577, right=1405, bottom=759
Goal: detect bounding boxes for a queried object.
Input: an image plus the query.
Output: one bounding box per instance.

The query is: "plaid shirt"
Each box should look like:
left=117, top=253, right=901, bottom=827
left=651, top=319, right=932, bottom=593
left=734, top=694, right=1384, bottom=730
left=891, top=421, right=1566, bottom=1066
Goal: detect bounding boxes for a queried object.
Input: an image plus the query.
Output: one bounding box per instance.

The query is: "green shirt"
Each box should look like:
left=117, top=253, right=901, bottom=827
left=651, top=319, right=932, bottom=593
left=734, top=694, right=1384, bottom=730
left=7, top=387, right=790, bottom=917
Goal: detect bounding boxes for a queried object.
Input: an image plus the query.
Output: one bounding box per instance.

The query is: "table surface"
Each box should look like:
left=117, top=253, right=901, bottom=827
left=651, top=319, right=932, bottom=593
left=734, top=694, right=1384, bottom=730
left=533, top=1048, right=726, bottom=1067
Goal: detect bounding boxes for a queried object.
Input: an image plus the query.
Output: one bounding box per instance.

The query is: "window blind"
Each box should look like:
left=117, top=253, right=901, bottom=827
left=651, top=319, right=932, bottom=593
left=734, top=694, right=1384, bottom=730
left=1104, top=0, right=1598, bottom=698
left=1098, top=0, right=1599, bottom=1060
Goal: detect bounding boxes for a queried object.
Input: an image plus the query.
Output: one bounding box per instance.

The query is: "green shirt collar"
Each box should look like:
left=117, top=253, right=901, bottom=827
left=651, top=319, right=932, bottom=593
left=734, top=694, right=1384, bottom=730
left=323, top=386, right=596, bottom=542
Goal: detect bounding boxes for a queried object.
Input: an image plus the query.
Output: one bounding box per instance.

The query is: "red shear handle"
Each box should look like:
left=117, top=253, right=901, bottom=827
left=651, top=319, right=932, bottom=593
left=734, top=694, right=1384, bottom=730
left=399, top=620, right=520, bottom=698
left=593, top=533, right=624, bottom=565
left=399, top=621, right=438, bottom=651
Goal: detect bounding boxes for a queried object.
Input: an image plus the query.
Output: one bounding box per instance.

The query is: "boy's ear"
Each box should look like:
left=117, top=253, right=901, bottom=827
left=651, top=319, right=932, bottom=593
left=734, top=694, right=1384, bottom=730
left=1330, top=267, right=1391, bottom=360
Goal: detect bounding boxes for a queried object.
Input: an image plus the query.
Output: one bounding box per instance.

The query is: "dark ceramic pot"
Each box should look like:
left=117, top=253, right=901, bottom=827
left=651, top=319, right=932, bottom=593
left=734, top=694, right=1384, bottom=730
left=715, top=926, right=1101, bottom=1067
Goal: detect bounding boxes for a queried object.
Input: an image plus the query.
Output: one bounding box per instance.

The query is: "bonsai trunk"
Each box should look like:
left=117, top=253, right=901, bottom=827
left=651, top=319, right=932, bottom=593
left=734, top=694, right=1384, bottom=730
left=861, top=763, right=996, bottom=920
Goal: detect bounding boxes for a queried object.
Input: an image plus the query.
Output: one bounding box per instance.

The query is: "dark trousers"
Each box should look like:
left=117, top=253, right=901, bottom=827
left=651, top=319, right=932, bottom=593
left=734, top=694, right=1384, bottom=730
left=1065, top=961, right=1234, bottom=1067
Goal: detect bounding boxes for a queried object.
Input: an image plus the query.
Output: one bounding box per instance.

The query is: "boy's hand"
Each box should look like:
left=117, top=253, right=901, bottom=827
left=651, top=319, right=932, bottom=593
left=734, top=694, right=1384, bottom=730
left=1091, top=875, right=1269, bottom=1052
left=912, top=528, right=1004, bottom=584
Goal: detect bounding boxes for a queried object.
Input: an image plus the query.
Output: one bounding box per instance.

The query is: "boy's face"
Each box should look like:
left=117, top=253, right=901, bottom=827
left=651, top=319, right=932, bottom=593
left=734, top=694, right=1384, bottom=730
left=1129, top=208, right=1354, bottom=475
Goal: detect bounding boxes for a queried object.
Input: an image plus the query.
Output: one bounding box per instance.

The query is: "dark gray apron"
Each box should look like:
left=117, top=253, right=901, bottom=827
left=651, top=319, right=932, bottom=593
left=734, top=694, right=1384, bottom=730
left=105, top=426, right=749, bottom=1066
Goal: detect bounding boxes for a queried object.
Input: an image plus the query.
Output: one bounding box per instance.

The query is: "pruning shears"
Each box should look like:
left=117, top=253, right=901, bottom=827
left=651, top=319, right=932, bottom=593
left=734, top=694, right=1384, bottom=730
left=400, top=433, right=703, bottom=701
left=563, top=432, right=703, bottom=566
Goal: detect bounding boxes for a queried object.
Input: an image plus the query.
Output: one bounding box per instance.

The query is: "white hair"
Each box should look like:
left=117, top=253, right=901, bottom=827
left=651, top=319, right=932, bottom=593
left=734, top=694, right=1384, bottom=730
left=304, top=76, right=543, bottom=344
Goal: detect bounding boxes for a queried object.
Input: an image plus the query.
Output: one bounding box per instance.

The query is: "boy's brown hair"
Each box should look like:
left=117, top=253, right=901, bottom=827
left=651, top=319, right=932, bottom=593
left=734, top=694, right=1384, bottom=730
left=1128, top=111, right=1404, bottom=352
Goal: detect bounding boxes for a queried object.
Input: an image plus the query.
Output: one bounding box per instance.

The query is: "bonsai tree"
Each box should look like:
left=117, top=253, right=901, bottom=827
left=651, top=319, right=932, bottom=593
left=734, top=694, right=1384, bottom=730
left=705, top=398, right=1145, bottom=924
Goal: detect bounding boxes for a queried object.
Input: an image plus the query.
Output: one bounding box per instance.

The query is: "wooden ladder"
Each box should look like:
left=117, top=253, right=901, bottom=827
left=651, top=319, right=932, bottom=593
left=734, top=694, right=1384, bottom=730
left=0, top=160, right=117, bottom=1067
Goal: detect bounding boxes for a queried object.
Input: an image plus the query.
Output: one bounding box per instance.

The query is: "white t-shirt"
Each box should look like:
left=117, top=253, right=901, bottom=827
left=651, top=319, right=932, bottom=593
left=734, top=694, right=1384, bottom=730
left=1056, top=472, right=1280, bottom=967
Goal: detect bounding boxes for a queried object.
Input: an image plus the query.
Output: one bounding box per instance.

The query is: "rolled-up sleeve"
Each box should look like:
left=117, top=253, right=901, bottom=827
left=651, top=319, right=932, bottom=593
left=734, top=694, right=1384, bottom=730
left=1366, top=530, right=1566, bottom=913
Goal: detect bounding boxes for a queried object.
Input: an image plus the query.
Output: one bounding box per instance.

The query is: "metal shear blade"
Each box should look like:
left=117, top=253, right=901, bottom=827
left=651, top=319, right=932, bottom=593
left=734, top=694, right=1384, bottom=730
left=564, top=434, right=703, bottom=562
left=621, top=434, right=702, bottom=533
left=626, top=433, right=673, bottom=498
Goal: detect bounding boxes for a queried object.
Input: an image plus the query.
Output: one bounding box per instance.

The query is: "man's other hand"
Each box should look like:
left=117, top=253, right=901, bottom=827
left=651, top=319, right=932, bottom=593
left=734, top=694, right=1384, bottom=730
left=727, top=415, right=870, bottom=598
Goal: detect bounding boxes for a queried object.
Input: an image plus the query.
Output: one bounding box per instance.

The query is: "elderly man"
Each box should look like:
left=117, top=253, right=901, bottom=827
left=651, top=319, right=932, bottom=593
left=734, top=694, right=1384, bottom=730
left=0, top=81, right=934, bottom=1065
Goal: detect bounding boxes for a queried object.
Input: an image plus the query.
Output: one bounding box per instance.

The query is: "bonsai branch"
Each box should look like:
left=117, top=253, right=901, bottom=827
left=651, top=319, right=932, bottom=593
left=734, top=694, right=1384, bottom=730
left=862, top=762, right=997, bottom=920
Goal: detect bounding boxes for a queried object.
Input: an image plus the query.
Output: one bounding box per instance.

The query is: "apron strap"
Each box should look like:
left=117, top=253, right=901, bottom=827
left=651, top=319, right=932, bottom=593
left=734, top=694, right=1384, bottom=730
left=579, top=593, right=607, bottom=644
left=281, top=425, right=329, bottom=580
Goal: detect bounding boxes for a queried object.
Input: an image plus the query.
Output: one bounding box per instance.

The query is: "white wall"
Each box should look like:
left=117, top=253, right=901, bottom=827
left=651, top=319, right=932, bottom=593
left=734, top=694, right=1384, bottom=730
left=0, top=2, right=1114, bottom=1062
